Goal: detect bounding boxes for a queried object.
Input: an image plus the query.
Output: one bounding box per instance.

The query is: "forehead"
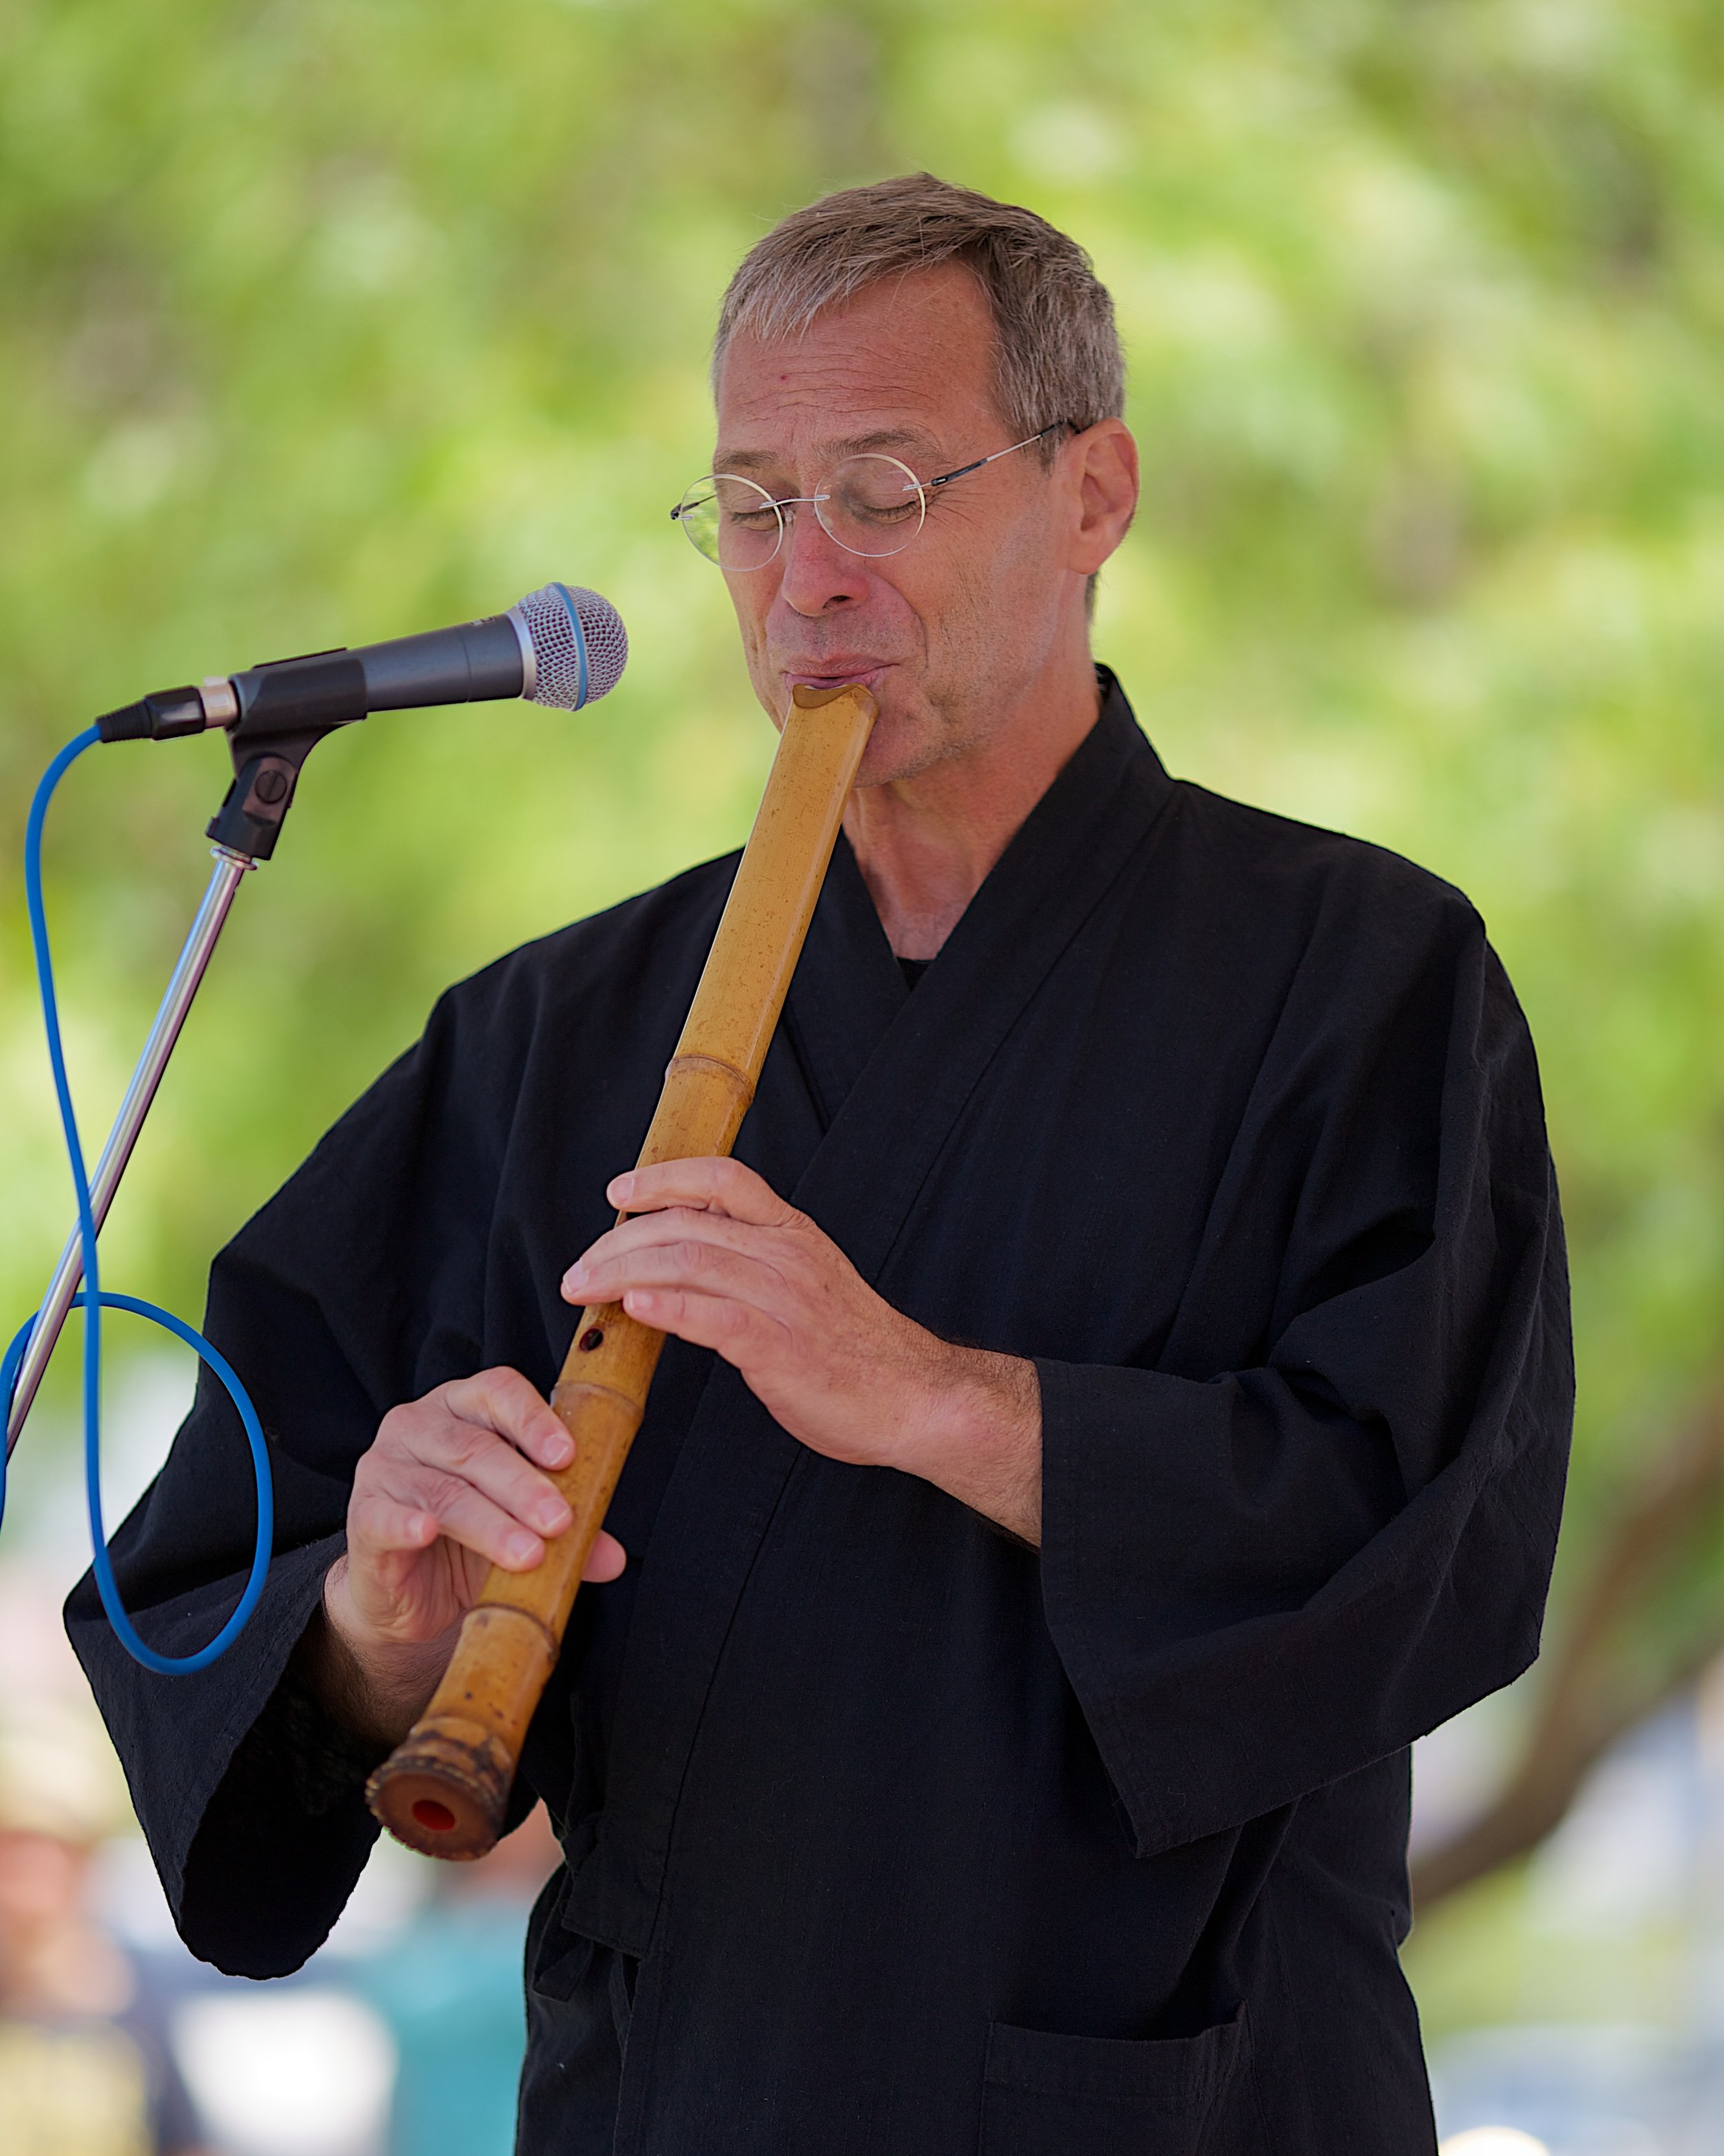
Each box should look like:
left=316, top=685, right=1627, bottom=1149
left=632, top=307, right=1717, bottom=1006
left=714, top=261, right=1000, bottom=465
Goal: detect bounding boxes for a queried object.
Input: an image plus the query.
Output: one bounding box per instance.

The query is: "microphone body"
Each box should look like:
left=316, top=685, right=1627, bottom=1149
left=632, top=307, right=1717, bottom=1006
left=241, top=612, right=529, bottom=719
left=96, top=583, right=625, bottom=743
left=91, top=583, right=628, bottom=860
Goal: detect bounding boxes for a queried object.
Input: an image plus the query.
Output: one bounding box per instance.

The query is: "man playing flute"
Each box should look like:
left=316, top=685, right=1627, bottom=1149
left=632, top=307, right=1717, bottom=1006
left=72, top=174, right=1572, bottom=2155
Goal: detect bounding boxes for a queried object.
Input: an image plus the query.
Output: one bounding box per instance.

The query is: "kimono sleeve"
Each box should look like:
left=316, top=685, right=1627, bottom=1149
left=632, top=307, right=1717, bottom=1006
left=64, top=978, right=505, bottom=1974
left=1036, top=895, right=1573, bottom=1859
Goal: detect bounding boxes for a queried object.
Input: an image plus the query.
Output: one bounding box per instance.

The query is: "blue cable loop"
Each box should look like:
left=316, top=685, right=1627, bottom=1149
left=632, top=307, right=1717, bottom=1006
left=1, top=726, right=273, bottom=1673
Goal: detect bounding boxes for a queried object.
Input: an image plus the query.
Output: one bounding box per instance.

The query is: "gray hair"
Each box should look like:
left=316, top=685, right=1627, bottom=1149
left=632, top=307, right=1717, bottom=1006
left=714, top=174, right=1125, bottom=460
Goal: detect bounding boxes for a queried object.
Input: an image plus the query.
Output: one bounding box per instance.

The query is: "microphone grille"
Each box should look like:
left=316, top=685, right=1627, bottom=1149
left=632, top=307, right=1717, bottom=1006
left=512, top=583, right=629, bottom=709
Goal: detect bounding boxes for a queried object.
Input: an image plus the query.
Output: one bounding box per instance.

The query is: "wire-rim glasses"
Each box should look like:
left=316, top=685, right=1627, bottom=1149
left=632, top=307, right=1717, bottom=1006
left=671, top=421, right=1073, bottom=570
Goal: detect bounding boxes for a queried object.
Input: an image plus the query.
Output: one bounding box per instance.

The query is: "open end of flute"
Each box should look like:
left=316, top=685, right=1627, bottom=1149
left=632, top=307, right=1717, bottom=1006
left=365, top=1744, right=507, bottom=1860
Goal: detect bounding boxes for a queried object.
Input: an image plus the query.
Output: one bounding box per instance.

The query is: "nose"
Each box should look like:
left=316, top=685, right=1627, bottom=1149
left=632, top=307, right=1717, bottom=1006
left=775, top=503, right=868, bottom=615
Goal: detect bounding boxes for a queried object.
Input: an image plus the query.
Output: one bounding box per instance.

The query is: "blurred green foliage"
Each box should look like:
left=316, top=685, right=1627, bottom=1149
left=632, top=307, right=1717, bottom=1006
left=4, top=0, right=1724, bottom=2033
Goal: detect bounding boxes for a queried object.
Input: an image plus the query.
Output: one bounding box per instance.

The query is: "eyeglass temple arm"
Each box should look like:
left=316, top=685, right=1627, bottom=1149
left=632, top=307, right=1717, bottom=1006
left=922, top=420, right=1076, bottom=495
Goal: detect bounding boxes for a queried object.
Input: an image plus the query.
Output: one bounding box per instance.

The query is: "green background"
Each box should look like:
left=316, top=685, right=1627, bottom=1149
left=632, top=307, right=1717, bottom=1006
left=5, top=0, right=1724, bottom=2042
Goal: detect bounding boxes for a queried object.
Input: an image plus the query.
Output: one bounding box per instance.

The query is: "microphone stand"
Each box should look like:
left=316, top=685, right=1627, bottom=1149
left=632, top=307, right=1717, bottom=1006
left=6, top=694, right=354, bottom=1457
left=5, top=846, right=255, bottom=1454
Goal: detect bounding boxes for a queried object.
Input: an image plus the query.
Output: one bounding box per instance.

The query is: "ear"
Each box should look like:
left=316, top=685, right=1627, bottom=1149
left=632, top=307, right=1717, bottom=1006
left=1063, top=420, right=1139, bottom=576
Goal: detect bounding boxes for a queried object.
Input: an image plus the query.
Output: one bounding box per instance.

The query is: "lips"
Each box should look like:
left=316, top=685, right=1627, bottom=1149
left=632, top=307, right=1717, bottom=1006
left=782, top=663, right=891, bottom=690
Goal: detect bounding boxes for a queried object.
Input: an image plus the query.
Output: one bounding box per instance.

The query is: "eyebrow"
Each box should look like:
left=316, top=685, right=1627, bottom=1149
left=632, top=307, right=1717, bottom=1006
left=711, top=427, right=942, bottom=475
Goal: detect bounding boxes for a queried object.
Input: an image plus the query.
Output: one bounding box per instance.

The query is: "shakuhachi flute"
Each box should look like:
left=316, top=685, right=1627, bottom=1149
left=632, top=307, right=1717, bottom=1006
left=366, top=681, right=878, bottom=1859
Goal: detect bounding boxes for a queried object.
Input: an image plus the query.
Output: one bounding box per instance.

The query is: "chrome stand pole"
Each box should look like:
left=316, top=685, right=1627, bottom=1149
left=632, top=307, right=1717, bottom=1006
left=6, top=844, right=256, bottom=1455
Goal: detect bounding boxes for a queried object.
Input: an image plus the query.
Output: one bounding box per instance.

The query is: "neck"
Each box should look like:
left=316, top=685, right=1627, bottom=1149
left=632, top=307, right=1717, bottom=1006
left=843, top=657, right=1101, bottom=961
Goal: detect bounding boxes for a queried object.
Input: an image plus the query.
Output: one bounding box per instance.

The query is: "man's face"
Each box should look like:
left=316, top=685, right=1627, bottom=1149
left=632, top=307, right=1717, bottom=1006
left=712, top=263, right=1087, bottom=786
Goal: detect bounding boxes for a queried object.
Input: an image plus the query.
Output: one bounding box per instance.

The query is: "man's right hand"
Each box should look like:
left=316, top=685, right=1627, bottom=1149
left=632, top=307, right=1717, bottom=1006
left=308, top=1368, right=627, bottom=1747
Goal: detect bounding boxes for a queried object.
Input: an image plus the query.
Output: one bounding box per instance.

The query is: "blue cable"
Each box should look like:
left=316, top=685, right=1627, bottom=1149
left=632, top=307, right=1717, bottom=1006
left=1, top=727, right=273, bottom=1673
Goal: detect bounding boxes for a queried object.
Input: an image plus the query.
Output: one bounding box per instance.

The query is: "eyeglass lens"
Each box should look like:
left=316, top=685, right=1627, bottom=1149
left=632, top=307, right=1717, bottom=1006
left=674, top=452, right=927, bottom=569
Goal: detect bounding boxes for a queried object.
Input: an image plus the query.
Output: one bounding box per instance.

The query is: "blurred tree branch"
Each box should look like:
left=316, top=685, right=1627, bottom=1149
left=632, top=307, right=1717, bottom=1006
left=1413, top=1381, right=1724, bottom=1910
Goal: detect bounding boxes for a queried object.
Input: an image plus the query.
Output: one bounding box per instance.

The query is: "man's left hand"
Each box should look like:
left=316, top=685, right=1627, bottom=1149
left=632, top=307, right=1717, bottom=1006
left=561, top=1157, right=1042, bottom=1544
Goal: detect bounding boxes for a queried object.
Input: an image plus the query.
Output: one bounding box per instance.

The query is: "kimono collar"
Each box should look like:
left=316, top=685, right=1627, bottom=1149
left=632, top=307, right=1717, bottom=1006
left=783, top=666, right=1174, bottom=1137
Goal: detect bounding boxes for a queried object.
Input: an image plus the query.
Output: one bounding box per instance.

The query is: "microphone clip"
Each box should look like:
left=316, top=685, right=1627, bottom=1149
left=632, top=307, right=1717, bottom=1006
left=204, top=652, right=368, bottom=861
left=95, top=648, right=372, bottom=862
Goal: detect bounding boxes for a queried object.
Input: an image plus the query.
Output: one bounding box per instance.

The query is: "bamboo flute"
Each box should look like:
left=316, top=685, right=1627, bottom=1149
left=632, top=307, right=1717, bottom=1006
left=366, top=681, right=878, bottom=1857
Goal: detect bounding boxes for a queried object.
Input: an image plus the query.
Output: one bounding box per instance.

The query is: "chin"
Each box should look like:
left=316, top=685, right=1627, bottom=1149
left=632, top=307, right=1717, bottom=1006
left=852, top=712, right=949, bottom=788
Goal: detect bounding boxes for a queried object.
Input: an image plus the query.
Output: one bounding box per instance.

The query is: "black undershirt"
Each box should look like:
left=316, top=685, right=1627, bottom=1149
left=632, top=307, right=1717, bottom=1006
left=898, top=957, right=929, bottom=990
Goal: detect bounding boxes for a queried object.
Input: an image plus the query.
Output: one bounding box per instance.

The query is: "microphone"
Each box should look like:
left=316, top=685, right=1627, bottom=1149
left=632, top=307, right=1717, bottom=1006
left=95, top=583, right=629, bottom=743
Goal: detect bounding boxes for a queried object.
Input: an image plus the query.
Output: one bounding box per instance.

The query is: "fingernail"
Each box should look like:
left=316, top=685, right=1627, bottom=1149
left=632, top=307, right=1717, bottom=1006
left=546, top=1435, right=574, bottom=1466
left=563, top=1263, right=588, bottom=1292
left=507, top=1533, right=539, bottom=1564
left=537, top=1498, right=570, bottom=1531
left=625, top=1289, right=655, bottom=1315
left=609, top=1173, right=634, bottom=1204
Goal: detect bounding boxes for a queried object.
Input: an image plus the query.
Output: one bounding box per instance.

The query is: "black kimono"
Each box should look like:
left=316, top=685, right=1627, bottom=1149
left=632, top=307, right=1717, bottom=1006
left=70, top=675, right=1573, bottom=2155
